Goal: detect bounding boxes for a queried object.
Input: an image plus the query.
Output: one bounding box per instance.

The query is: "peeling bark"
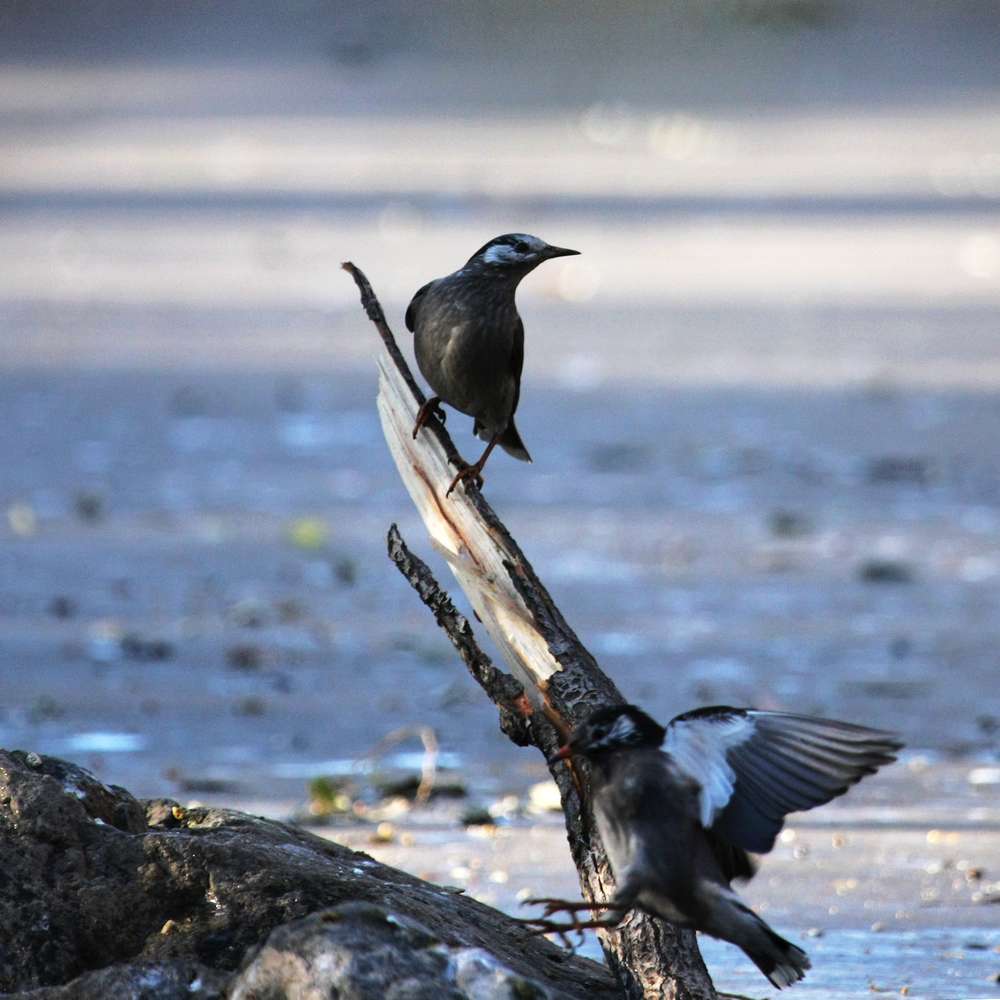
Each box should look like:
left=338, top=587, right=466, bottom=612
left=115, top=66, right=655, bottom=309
left=344, top=261, right=717, bottom=1000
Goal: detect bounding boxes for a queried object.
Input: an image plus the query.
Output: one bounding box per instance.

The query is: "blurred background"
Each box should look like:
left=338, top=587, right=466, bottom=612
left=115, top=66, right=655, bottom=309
left=1, top=1, right=999, bottom=995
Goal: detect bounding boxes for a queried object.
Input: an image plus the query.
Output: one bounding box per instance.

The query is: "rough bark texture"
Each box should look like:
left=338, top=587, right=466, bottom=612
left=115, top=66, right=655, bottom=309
left=0, top=749, right=617, bottom=999
left=345, top=261, right=716, bottom=1000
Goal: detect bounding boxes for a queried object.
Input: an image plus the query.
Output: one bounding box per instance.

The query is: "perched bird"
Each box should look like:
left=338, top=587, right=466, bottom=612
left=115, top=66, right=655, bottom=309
left=405, top=233, right=579, bottom=496
left=524, top=703, right=903, bottom=988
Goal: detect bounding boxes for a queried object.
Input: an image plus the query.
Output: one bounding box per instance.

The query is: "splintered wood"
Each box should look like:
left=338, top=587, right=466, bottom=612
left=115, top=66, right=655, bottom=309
left=344, top=260, right=718, bottom=1000
left=376, top=343, right=562, bottom=694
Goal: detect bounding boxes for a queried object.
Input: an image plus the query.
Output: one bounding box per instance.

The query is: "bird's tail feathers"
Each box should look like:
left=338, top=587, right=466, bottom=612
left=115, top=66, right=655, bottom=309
left=474, top=419, right=532, bottom=463
left=704, top=885, right=809, bottom=989
left=741, top=909, right=810, bottom=989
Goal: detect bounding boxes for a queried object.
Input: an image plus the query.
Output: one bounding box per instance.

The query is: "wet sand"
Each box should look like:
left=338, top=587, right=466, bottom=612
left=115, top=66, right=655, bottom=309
left=1, top=2, right=999, bottom=995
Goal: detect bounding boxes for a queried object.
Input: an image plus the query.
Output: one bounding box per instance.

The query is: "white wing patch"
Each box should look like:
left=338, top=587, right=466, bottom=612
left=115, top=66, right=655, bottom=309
left=664, top=714, right=754, bottom=828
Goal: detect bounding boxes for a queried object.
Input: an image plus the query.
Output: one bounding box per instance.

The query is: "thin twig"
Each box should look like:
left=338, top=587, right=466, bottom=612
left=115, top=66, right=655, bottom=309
left=360, top=724, right=440, bottom=805
left=387, top=524, right=535, bottom=747
left=342, top=261, right=465, bottom=469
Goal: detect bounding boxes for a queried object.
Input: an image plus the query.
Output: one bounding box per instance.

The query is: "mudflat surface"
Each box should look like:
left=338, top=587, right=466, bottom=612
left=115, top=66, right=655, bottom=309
left=1, top=2, right=999, bottom=995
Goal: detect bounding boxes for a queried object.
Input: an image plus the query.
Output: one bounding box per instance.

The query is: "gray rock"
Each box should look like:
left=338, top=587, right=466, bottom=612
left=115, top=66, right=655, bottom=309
left=13, top=962, right=227, bottom=999
left=0, top=750, right=615, bottom=999
left=230, top=903, right=551, bottom=999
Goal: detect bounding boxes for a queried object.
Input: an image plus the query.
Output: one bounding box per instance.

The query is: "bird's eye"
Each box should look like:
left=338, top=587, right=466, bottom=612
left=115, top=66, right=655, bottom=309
left=513, top=240, right=529, bottom=254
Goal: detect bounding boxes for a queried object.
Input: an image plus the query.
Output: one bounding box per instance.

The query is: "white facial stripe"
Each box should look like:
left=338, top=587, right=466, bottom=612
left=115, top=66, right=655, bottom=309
left=483, top=244, right=525, bottom=265
left=482, top=234, right=547, bottom=266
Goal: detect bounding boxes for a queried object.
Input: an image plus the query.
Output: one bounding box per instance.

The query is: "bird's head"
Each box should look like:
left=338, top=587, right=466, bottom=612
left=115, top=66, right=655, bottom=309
left=548, top=704, right=666, bottom=763
left=465, top=233, right=580, bottom=274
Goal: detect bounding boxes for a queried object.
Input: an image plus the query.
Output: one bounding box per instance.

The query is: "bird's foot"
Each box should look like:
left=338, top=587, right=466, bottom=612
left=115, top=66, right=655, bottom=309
left=522, top=897, right=622, bottom=918
left=512, top=898, right=624, bottom=950
left=445, top=461, right=484, bottom=497
left=411, top=396, right=445, bottom=439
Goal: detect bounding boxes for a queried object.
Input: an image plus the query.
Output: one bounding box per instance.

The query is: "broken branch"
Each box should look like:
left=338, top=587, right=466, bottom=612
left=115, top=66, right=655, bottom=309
left=345, top=260, right=717, bottom=1000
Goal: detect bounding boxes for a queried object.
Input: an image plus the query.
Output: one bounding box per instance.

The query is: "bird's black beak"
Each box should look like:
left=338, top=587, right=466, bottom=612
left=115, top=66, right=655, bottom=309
left=543, top=245, right=580, bottom=259
left=547, top=744, right=574, bottom=765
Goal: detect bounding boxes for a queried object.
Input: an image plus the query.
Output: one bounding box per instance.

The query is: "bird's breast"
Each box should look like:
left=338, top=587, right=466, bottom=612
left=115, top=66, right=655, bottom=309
left=593, top=800, right=633, bottom=881
left=412, top=283, right=519, bottom=422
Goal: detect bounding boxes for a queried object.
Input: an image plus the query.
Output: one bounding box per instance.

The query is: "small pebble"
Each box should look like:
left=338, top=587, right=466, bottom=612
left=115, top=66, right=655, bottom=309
left=48, top=596, right=77, bottom=619
left=858, top=559, right=913, bottom=584
left=86, top=621, right=123, bottom=663
left=121, top=633, right=174, bottom=661
left=971, top=887, right=1000, bottom=905
left=460, top=807, right=495, bottom=828
left=866, top=456, right=931, bottom=485
left=334, top=556, right=358, bottom=586
left=8, top=503, right=38, bottom=536
left=226, top=645, right=263, bottom=671
left=768, top=509, right=812, bottom=538
left=229, top=599, right=268, bottom=628
left=977, top=714, right=999, bottom=735
left=234, top=696, right=266, bottom=717
left=287, top=518, right=329, bottom=551
left=888, top=636, right=912, bottom=659
left=488, top=794, right=520, bottom=819
left=926, top=830, right=960, bottom=845
left=28, top=695, right=64, bottom=722
left=526, top=781, right=561, bottom=814
left=74, top=491, right=104, bottom=523
left=968, top=767, right=1000, bottom=787
left=370, top=822, right=395, bottom=844
left=275, top=598, right=306, bottom=623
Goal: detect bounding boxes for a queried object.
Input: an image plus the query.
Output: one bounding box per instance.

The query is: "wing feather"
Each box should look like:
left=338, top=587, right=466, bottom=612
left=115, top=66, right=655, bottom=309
left=509, top=316, right=524, bottom=416
left=405, top=280, right=434, bottom=333
left=666, top=706, right=902, bottom=858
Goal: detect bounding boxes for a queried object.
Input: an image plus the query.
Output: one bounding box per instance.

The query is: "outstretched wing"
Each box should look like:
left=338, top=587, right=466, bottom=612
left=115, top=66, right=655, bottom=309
left=404, top=280, right=434, bottom=333
left=665, top=706, right=903, bottom=857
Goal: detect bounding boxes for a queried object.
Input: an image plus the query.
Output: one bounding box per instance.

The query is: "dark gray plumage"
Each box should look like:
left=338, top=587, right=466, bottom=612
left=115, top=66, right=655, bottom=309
left=405, top=233, right=579, bottom=496
left=527, top=704, right=902, bottom=988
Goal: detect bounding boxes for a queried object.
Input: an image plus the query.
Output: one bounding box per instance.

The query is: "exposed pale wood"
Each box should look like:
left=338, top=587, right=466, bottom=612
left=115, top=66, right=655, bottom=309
left=376, top=343, right=562, bottom=692
left=344, top=260, right=717, bottom=1000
